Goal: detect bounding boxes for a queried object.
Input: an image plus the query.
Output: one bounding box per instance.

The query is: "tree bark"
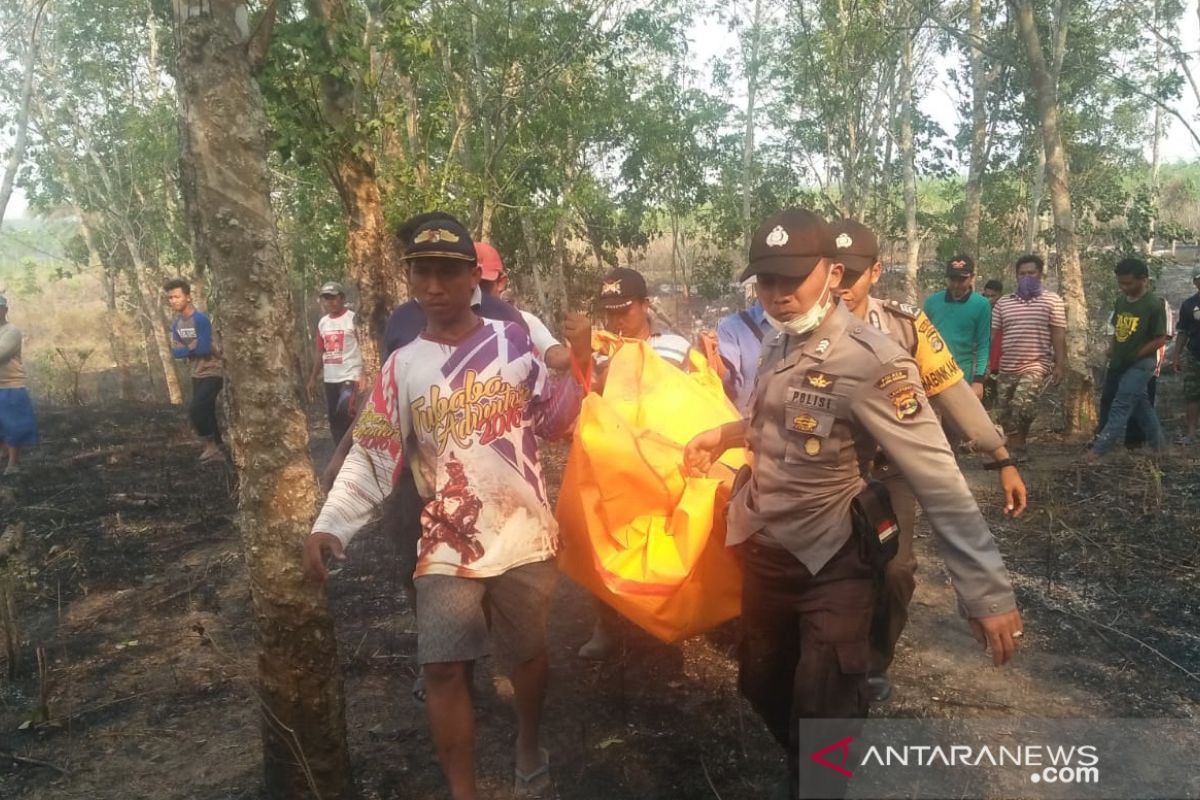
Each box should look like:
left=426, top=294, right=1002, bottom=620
left=307, top=0, right=403, bottom=373
left=741, top=0, right=764, bottom=257
left=1024, top=139, right=1046, bottom=253
left=960, top=0, right=989, bottom=256
left=900, top=17, right=921, bottom=304
left=80, top=212, right=135, bottom=400
left=173, top=3, right=353, bottom=798
left=1147, top=0, right=1164, bottom=254
left=1012, top=0, right=1094, bottom=434
left=0, top=0, right=48, bottom=226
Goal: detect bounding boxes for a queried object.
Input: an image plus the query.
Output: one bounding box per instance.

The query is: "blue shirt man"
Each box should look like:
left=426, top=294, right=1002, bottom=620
left=716, top=298, right=772, bottom=414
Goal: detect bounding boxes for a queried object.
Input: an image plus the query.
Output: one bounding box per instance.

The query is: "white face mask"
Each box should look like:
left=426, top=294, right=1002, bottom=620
left=764, top=266, right=835, bottom=336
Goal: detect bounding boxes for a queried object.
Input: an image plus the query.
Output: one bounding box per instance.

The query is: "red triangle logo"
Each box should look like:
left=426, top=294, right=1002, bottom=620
left=810, top=735, right=855, bottom=778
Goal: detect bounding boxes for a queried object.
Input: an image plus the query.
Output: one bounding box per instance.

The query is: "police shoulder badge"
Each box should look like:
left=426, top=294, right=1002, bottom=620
left=889, top=384, right=921, bottom=420
left=875, top=369, right=907, bottom=390
left=765, top=225, right=789, bottom=248
left=814, top=338, right=831, bottom=355
left=835, top=232, right=853, bottom=249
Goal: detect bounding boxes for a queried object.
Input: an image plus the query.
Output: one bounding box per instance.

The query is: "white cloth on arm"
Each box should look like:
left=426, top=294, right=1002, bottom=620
left=520, top=310, right=562, bottom=358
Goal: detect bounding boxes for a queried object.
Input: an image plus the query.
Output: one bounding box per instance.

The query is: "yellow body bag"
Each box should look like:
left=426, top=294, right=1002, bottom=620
left=555, top=332, right=745, bottom=642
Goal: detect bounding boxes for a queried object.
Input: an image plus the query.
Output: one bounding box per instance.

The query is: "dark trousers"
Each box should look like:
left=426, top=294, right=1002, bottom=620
left=869, top=474, right=917, bottom=674
left=1098, top=370, right=1158, bottom=448
left=190, top=377, right=223, bottom=443
left=324, top=380, right=358, bottom=445
left=739, top=535, right=874, bottom=799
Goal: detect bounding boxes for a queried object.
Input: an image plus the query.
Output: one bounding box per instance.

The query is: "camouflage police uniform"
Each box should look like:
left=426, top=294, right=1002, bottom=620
left=727, top=210, right=1017, bottom=800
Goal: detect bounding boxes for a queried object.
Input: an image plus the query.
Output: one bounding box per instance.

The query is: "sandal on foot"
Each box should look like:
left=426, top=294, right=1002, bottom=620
left=514, top=748, right=551, bottom=798
left=411, top=674, right=426, bottom=705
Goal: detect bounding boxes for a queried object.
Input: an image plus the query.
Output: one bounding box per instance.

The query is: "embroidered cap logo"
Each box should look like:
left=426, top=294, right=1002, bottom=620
left=835, top=232, right=853, bottom=249
left=601, top=280, right=622, bottom=296
left=414, top=227, right=461, bottom=244
left=765, top=225, right=789, bottom=248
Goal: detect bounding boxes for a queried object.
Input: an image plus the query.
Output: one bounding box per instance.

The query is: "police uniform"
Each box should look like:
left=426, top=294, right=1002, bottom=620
left=728, top=210, right=1016, bottom=799
left=832, top=220, right=1010, bottom=676
left=863, top=294, right=1006, bottom=672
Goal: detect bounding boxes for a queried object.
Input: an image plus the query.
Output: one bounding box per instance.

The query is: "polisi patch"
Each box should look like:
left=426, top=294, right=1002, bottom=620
left=786, top=387, right=837, bottom=413
left=876, top=370, right=907, bottom=390
left=889, top=384, right=921, bottom=420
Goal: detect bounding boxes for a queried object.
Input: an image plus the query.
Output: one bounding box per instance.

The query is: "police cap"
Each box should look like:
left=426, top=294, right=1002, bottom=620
left=829, top=220, right=880, bottom=275
left=740, top=209, right=836, bottom=282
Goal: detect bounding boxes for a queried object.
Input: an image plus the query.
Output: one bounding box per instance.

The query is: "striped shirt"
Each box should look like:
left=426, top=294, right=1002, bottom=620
left=991, top=291, right=1066, bottom=375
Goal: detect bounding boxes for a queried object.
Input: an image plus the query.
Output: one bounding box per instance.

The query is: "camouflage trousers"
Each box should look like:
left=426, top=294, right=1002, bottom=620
left=995, top=369, right=1049, bottom=439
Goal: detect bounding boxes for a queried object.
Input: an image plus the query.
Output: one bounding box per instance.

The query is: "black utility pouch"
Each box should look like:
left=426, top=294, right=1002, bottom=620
left=851, top=479, right=900, bottom=573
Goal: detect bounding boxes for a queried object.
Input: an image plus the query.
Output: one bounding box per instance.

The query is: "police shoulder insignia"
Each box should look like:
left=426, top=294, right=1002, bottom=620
left=876, top=369, right=908, bottom=390
left=888, top=384, right=921, bottom=420
left=805, top=370, right=835, bottom=390
left=885, top=300, right=920, bottom=319
left=814, top=338, right=831, bottom=355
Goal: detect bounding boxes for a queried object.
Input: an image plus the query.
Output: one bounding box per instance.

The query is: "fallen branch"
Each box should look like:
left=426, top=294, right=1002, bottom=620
left=1057, top=608, right=1200, bottom=685
left=699, top=756, right=724, bottom=800
left=0, top=749, right=69, bottom=775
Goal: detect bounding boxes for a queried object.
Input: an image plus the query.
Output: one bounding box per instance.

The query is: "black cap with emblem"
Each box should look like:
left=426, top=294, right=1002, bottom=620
left=829, top=220, right=880, bottom=275
left=740, top=208, right=836, bottom=282
left=402, top=218, right=477, bottom=264
left=946, top=254, right=975, bottom=278
left=598, top=267, right=649, bottom=310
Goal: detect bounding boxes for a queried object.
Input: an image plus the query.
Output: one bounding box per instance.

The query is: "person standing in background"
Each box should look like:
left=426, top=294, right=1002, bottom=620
left=923, top=255, right=991, bottom=398
left=164, top=278, right=224, bottom=463
left=307, top=281, right=365, bottom=445
left=715, top=285, right=772, bottom=414
left=0, top=295, right=38, bottom=476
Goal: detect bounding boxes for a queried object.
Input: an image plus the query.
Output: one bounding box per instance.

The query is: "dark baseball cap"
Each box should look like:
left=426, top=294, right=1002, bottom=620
left=829, top=219, right=880, bottom=274
left=740, top=208, right=836, bottom=282
left=318, top=281, right=344, bottom=297
left=402, top=218, right=477, bottom=264
left=598, top=267, right=648, bottom=310
left=946, top=255, right=975, bottom=277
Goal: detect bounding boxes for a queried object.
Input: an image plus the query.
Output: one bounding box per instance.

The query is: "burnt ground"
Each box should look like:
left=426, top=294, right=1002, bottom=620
left=0, top=397, right=1198, bottom=800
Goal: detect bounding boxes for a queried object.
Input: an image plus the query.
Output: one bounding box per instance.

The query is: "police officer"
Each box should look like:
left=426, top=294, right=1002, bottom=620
left=683, top=209, right=1023, bottom=800
left=831, top=219, right=1027, bottom=702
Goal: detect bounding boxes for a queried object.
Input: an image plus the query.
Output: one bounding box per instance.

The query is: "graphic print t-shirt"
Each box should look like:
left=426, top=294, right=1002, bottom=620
left=313, top=318, right=582, bottom=578
left=317, top=310, right=363, bottom=383
left=1109, top=292, right=1167, bottom=373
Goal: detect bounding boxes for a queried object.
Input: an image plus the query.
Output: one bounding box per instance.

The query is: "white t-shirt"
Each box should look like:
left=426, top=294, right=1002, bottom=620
left=313, top=319, right=582, bottom=578
left=519, top=310, right=562, bottom=358
left=317, top=310, right=363, bottom=383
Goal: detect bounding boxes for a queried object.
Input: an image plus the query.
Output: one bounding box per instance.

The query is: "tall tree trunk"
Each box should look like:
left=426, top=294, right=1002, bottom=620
left=900, top=19, right=921, bottom=303
left=1024, top=140, right=1046, bottom=253
left=307, top=0, right=403, bottom=372
left=1013, top=0, right=1094, bottom=434
left=0, top=0, right=47, bottom=225
left=173, top=3, right=353, bottom=799
left=80, top=212, right=135, bottom=400
left=960, top=0, right=989, bottom=256
left=552, top=204, right=570, bottom=317
left=1146, top=0, right=1164, bottom=255
left=741, top=0, right=764, bottom=257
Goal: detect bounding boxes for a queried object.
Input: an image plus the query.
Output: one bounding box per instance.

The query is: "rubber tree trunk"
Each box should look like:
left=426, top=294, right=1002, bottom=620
left=899, top=17, right=921, bottom=304
left=960, top=0, right=988, bottom=257
left=740, top=0, right=764, bottom=258
left=1013, top=0, right=1094, bottom=434
left=173, top=3, right=354, bottom=798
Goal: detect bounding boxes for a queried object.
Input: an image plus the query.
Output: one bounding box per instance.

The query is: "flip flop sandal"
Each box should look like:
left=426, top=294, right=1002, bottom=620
left=411, top=675, right=426, bottom=705
left=514, top=748, right=551, bottom=798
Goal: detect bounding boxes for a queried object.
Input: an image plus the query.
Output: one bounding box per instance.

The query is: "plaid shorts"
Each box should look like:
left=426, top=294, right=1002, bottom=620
left=414, top=559, right=558, bottom=668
